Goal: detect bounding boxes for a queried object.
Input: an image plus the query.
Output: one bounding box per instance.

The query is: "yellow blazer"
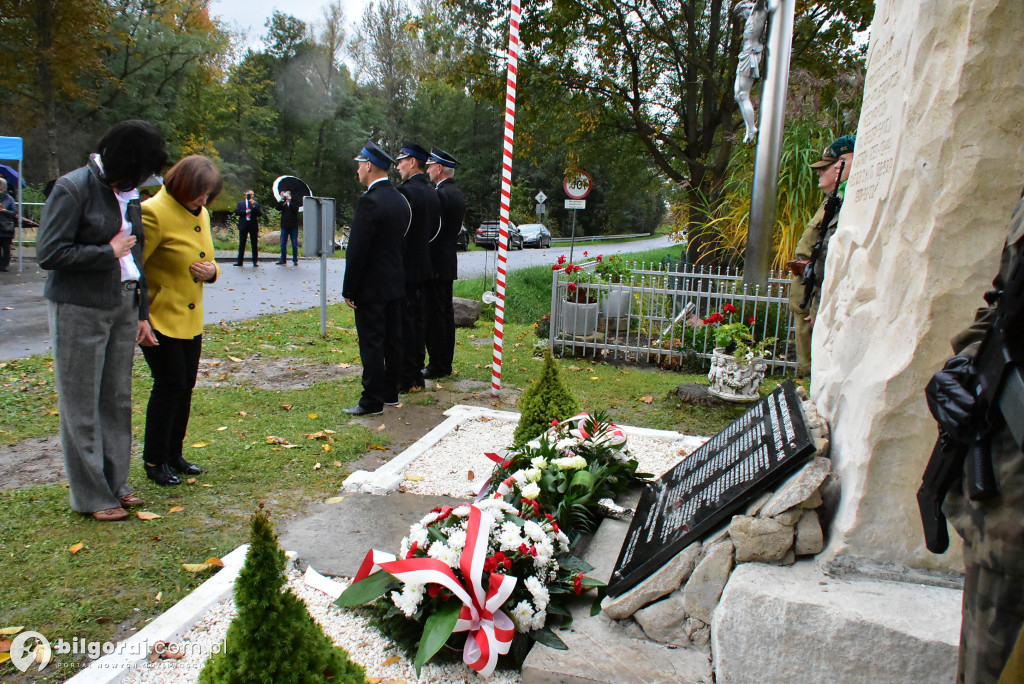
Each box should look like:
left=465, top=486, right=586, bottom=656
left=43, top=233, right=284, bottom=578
left=142, top=187, right=220, bottom=339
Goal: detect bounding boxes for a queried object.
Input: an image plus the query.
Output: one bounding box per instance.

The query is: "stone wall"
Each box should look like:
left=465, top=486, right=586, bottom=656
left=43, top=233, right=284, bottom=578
left=813, top=0, right=1024, bottom=578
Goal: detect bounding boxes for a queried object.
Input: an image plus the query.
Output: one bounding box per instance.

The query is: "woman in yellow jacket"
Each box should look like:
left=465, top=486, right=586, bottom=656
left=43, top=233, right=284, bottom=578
left=139, top=156, right=223, bottom=486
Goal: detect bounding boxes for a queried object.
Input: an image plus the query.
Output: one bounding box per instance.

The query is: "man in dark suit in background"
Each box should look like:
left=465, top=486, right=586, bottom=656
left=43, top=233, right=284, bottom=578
left=234, top=189, right=262, bottom=267
left=423, top=147, right=466, bottom=380
left=395, top=142, right=439, bottom=393
left=342, top=141, right=411, bottom=416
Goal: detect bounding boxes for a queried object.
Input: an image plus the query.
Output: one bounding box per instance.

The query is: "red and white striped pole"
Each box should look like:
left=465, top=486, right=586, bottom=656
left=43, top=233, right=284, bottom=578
left=490, top=0, right=521, bottom=397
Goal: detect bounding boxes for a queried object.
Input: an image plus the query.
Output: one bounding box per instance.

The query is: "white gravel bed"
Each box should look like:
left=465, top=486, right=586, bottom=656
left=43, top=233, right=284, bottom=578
left=123, top=567, right=521, bottom=684
left=400, top=417, right=708, bottom=498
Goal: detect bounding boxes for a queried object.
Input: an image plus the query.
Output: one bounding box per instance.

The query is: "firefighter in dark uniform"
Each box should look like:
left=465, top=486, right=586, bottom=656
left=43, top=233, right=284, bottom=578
left=342, top=141, right=411, bottom=416
left=395, top=142, right=439, bottom=393
left=926, top=192, right=1024, bottom=684
left=422, top=147, right=466, bottom=380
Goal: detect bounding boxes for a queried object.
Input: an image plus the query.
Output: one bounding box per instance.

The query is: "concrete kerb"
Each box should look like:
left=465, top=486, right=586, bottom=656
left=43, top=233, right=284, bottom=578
left=65, top=543, right=250, bottom=684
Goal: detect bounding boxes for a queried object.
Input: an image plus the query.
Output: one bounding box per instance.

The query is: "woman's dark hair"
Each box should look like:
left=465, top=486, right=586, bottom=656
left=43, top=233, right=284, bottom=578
left=163, top=155, right=223, bottom=206
left=96, top=120, right=168, bottom=190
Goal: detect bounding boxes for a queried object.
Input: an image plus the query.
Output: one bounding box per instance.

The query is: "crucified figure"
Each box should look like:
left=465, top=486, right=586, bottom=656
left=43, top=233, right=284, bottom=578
left=733, top=0, right=776, bottom=143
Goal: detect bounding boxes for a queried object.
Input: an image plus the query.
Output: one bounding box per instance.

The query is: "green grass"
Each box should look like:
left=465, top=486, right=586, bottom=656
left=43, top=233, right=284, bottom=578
left=0, top=251, right=786, bottom=680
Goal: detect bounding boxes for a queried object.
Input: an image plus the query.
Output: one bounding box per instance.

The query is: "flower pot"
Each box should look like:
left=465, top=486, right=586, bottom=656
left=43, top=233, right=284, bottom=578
left=601, top=286, right=632, bottom=319
left=707, top=347, right=768, bottom=403
left=558, top=300, right=600, bottom=337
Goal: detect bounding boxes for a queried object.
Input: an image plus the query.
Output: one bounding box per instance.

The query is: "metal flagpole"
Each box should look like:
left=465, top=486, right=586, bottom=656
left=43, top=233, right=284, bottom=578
left=490, top=0, right=521, bottom=397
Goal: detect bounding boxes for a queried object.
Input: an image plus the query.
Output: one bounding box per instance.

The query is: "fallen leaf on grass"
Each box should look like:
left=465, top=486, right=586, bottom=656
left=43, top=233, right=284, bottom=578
left=280, top=404, right=293, bottom=411
left=186, top=478, right=197, bottom=485
left=228, top=356, right=243, bottom=363
left=313, top=462, right=322, bottom=470
left=190, top=441, right=211, bottom=448
left=305, top=430, right=337, bottom=440
left=238, top=411, right=248, bottom=417
left=322, top=444, right=332, bottom=452
left=325, top=496, right=345, bottom=505
left=266, top=435, right=294, bottom=446
left=405, top=474, right=425, bottom=481
left=201, top=484, right=214, bottom=488
left=590, top=376, right=600, bottom=381
left=368, top=443, right=386, bottom=450
left=333, top=460, right=342, bottom=467
left=0, top=627, right=23, bottom=636
left=639, top=395, right=654, bottom=404
left=1, top=638, right=12, bottom=653
left=376, top=424, right=386, bottom=432
left=169, top=506, right=185, bottom=513
left=137, top=511, right=162, bottom=520
left=182, top=557, right=224, bottom=573
left=155, top=592, right=162, bottom=602
left=568, top=365, right=581, bottom=371
left=69, top=542, right=84, bottom=554
left=0, top=653, right=9, bottom=664
left=338, top=363, right=352, bottom=369
left=308, top=413, right=318, bottom=419
left=215, top=426, right=228, bottom=431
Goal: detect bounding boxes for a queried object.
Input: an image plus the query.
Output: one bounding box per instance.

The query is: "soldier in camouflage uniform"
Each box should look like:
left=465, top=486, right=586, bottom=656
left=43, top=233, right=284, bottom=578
left=788, top=135, right=855, bottom=377
left=932, top=195, right=1024, bottom=683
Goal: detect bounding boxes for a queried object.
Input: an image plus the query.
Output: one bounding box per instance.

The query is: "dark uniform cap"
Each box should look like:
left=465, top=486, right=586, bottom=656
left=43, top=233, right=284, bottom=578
left=809, top=135, right=856, bottom=169
left=354, top=141, right=396, bottom=170
left=426, top=147, right=459, bottom=168
left=395, top=142, right=429, bottom=162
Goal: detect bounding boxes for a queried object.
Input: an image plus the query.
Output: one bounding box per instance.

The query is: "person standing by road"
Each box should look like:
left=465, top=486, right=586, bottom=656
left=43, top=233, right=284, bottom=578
left=139, top=155, right=223, bottom=486
left=423, top=147, right=466, bottom=380
left=787, top=134, right=855, bottom=377
left=395, top=142, right=438, bottom=394
left=234, top=189, right=262, bottom=267
left=342, top=141, right=410, bottom=416
left=276, top=189, right=300, bottom=266
left=36, top=119, right=167, bottom=522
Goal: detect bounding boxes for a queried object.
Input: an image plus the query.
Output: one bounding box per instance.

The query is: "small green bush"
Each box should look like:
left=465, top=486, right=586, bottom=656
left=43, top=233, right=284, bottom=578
left=199, top=506, right=365, bottom=684
left=513, top=349, right=580, bottom=446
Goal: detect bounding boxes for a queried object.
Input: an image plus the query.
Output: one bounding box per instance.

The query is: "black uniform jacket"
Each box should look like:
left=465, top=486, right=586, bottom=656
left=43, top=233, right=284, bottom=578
left=236, top=199, right=262, bottom=229
left=430, top=177, right=466, bottom=282
left=397, top=173, right=439, bottom=285
left=342, top=179, right=410, bottom=305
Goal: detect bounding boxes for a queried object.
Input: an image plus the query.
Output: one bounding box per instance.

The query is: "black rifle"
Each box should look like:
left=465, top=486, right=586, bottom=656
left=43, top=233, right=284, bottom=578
left=799, top=160, right=846, bottom=310
left=918, top=243, right=1024, bottom=553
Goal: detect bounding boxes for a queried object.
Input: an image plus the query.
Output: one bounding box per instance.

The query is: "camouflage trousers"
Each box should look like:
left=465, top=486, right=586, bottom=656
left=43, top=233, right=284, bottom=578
left=958, top=559, right=1024, bottom=683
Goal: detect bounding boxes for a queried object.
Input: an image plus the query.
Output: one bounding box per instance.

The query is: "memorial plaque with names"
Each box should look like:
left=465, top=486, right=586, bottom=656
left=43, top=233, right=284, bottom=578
left=607, top=381, right=814, bottom=597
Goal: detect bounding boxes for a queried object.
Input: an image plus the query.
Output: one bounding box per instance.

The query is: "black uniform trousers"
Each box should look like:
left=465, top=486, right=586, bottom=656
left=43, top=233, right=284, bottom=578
left=423, top=278, right=455, bottom=376
left=355, top=297, right=403, bottom=411
left=400, top=282, right=427, bottom=390
left=237, top=224, right=259, bottom=264
left=140, top=331, right=203, bottom=466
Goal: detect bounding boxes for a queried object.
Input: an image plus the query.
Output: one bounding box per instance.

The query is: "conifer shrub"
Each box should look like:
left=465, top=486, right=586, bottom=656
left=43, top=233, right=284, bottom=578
left=513, top=348, right=580, bottom=446
left=199, top=505, right=365, bottom=684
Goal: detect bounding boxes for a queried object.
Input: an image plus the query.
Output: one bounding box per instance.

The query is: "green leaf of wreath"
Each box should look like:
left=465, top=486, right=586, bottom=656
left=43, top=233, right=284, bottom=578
left=414, top=599, right=461, bottom=676
left=532, top=626, right=569, bottom=650
left=333, top=571, right=396, bottom=607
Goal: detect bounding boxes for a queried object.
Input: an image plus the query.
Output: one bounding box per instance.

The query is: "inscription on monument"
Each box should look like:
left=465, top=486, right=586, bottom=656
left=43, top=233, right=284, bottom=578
left=607, top=381, right=814, bottom=598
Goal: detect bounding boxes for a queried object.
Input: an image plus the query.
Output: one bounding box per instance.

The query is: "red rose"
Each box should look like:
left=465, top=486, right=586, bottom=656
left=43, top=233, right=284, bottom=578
left=552, top=264, right=561, bottom=271
left=596, top=254, right=603, bottom=261
left=723, top=303, right=737, bottom=314
left=558, top=255, right=567, bottom=264
left=583, top=250, right=588, bottom=256
left=748, top=316, right=756, bottom=325
left=568, top=282, right=578, bottom=292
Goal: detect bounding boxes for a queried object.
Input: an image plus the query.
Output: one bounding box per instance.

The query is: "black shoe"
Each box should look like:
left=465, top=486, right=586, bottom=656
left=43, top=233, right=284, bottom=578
left=169, top=456, right=203, bottom=475
left=144, top=462, right=181, bottom=486
left=421, top=368, right=450, bottom=380
left=293, top=261, right=298, bottom=266
left=343, top=404, right=384, bottom=416
left=253, top=262, right=259, bottom=267
left=276, top=260, right=286, bottom=265
left=232, top=262, right=243, bottom=267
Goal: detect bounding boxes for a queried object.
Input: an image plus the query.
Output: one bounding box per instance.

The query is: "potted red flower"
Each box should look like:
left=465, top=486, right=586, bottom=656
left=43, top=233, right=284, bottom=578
left=553, top=255, right=599, bottom=337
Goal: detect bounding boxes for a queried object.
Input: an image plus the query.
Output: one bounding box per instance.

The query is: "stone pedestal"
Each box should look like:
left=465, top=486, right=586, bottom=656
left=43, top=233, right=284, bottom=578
left=813, top=0, right=1024, bottom=579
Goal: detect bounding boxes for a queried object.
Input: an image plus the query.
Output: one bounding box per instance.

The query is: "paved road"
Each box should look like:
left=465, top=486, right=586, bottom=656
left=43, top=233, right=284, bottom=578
left=0, top=235, right=676, bottom=360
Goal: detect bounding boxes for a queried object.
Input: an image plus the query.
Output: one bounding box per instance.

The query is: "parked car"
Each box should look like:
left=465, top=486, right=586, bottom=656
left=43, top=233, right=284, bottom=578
left=474, top=220, right=524, bottom=249
left=455, top=225, right=469, bottom=251
left=517, top=223, right=552, bottom=248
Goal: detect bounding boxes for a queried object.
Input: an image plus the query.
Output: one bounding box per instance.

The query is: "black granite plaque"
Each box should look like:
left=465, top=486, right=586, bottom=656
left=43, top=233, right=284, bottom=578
left=607, top=381, right=814, bottom=597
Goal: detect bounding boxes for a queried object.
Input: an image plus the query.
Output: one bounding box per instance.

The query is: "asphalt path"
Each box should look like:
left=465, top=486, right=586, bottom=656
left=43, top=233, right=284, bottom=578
left=0, top=235, right=676, bottom=361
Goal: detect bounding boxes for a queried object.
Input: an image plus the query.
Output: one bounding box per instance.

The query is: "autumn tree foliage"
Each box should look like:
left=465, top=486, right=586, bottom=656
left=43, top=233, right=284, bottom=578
left=199, top=506, right=364, bottom=684
left=513, top=349, right=580, bottom=447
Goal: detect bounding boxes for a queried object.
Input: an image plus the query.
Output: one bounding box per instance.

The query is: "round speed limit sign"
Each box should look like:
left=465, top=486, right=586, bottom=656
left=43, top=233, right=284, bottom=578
left=563, top=170, right=593, bottom=200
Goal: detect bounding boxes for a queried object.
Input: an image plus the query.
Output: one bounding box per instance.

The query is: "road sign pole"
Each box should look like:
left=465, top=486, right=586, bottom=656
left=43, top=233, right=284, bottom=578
left=569, top=209, right=577, bottom=263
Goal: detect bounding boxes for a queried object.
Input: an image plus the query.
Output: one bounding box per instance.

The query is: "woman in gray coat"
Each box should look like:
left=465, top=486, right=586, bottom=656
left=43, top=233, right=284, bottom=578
left=36, top=120, right=167, bottom=522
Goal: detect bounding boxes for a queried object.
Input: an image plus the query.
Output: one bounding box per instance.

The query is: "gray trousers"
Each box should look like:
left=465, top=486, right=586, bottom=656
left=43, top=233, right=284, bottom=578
left=48, top=296, right=138, bottom=512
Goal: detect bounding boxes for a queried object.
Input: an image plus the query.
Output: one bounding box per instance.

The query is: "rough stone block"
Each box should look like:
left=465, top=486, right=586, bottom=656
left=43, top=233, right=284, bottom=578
left=729, top=516, right=793, bottom=563
left=795, top=509, right=824, bottom=556
left=811, top=436, right=830, bottom=459
left=602, top=543, right=702, bottom=619
left=744, top=491, right=773, bottom=516
left=800, top=400, right=824, bottom=430
left=772, top=508, right=803, bottom=526
left=453, top=296, right=482, bottom=327
left=522, top=612, right=713, bottom=684
left=800, top=489, right=823, bottom=509
left=634, top=591, right=686, bottom=643
left=761, top=457, right=832, bottom=517
left=713, top=561, right=961, bottom=683
left=681, top=540, right=734, bottom=624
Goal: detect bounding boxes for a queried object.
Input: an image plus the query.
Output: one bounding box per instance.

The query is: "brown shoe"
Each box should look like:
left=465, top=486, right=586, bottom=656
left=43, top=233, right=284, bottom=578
left=118, top=493, right=145, bottom=508
left=92, top=507, right=128, bottom=522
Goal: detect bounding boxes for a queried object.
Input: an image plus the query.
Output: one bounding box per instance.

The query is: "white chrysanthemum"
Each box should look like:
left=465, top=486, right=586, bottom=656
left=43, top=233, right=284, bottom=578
left=391, top=587, right=421, bottom=617
left=555, top=437, right=579, bottom=451
left=408, top=523, right=429, bottom=546
left=533, top=539, right=555, bottom=569
left=427, top=541, right=460, bottom=568
left=497, top=526, right=524, bottom=552
left=511, top=600, right=534, bottom=633
left=521, top=482, right=541, bottom=500
left=524, top=467, right=542, bottom=482
left=527, top=439, right=542, bottom=449
left=530, top=456, right=548, bottom=469
left=398, top=536, right=410, bottom=559
left=511, top=470, right=528, bottom=485
left=525, top=576, right=550, bottom=610
left=523, top=520, right=546, bottom=542
left=530, top=608, right=548, bottom=631
left=452, top=505, right=471, bottom=517
left=419, top=511, right=441, bottom=526
left=556, top=530, right=571, bottom=553
left=447, top=528, right=467, bottom=551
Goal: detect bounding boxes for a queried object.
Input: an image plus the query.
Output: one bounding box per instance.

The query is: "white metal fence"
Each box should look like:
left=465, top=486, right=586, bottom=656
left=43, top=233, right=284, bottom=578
left=548, top=260, right=797, bottom=374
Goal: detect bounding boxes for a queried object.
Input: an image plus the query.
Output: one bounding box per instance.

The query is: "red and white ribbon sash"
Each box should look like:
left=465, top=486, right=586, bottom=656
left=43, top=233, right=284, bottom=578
left=352, top=505, right=517, bottom=676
